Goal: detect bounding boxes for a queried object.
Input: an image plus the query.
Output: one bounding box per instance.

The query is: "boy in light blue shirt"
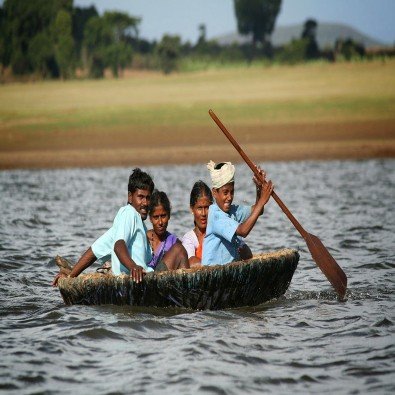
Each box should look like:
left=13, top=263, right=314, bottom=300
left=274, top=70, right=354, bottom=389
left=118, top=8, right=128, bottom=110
left=53, top=168, right=189, bottom=285
left=91, top=203, right=152, bottom=275
left=202, top=161, right=273, bottom=266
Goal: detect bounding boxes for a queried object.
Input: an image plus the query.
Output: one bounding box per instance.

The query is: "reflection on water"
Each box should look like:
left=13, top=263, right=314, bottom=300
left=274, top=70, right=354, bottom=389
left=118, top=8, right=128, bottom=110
left=0, top=159, right=394, bottom=394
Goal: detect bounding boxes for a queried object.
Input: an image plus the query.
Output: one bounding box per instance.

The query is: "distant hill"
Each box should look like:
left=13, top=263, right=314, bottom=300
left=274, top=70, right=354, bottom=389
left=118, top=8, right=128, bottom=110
left=214, top=22, right=387, bottom=49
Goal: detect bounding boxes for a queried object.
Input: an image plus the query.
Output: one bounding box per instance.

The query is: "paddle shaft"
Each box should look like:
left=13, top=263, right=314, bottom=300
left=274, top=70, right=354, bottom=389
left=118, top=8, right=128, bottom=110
left=208, top=109, right=347, bottom=298
left=208, top=110, right=309, bottom=238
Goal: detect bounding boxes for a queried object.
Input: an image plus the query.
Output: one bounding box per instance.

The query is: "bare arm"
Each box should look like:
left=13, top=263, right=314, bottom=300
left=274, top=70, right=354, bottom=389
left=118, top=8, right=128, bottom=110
left=114, top=239, right=145, bottom=283
left=52, top=247, right=97, bottom=286
left=251, top=166, right=267, bottom=215
left=188, top=256, right=202, bottom=267
left=69, top=247, right=97, bottom=277
left=236, top=180, right=273, bottom=238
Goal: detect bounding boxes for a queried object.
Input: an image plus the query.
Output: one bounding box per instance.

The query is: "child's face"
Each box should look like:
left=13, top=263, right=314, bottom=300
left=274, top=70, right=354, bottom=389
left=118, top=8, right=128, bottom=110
left=191, top=195, right=211, bottom=231
left=213, top=182, right=234, bottom=213
left=149, top=204, right=169, bottom=237
left=128, top=188, right=151, bottom=220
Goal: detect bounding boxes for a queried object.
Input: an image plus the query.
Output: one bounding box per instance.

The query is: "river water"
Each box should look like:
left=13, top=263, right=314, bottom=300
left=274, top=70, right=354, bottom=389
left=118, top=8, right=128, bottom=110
left=0, top=159, right=394, bottom=394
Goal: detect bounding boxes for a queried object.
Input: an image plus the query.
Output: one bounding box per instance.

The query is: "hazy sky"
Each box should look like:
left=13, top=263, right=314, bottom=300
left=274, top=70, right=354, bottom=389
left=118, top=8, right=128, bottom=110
left=73, top=0, right=395, bottom=45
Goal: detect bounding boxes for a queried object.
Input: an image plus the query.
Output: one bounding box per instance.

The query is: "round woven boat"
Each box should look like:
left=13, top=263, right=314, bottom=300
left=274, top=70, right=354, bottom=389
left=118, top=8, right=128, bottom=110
left=56, top=248, right=299, bottom=310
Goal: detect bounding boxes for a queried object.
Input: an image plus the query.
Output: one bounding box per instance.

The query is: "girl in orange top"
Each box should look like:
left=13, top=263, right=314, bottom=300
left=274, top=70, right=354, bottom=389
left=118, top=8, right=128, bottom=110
left=181, top=181, right=213, bottom=267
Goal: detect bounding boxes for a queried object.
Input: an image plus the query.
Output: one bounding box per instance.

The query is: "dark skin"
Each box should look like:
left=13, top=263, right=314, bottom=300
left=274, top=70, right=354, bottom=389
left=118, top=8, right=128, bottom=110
left=212, top=167, right=273, bottom=240
left=147, top=204, right=170, bottom=251
left=52, top=188, right=151, bottom=286
left=146, top=203, right=190, bottom=270
left=116, top=188, right=151, bottom=283
left=189, top=195, right=211, bottom=267
left=114, top=239, right=145, bottom=283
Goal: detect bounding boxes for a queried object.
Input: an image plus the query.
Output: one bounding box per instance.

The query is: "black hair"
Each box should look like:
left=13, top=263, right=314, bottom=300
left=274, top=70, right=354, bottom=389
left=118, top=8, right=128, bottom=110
left=149, top=190, right=171, bottom=216
left=128, top=168, right=154, bottom=193
left=214, top=162, right=226, bottom=170
left=190, top=180, right=213, bottom=207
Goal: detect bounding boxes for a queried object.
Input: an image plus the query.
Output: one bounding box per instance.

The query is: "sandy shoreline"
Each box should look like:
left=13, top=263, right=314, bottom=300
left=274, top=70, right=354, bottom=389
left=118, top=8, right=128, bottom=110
left=1, top=139, right=394, bottom=170
left=2, top=116, right=395, bottom=170
left=2, top=61, right=394, bottom=170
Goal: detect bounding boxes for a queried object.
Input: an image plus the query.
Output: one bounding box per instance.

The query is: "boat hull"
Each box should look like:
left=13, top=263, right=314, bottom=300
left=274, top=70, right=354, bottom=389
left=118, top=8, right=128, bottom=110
left=57, top=249, right=299, bottom=310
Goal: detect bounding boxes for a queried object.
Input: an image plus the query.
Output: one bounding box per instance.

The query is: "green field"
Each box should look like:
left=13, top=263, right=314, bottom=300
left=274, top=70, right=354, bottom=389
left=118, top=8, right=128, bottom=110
left=1, top=60, right=394, bottom=167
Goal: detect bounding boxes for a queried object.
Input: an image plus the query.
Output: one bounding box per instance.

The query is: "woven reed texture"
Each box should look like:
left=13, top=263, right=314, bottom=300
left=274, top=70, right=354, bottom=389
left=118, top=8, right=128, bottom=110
left=57, top=249, right=299, bottom=309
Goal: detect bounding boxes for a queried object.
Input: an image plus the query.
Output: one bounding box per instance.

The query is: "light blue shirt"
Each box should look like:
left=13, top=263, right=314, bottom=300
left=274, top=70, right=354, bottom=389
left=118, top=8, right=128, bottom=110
left=202, top=202, right=250, bottom=266
left=91, top=204, right=153, bottom=275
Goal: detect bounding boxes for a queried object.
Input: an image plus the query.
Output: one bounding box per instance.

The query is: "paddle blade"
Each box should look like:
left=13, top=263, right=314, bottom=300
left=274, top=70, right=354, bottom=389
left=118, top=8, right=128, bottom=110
left=305, top=233, right=347, bottom=299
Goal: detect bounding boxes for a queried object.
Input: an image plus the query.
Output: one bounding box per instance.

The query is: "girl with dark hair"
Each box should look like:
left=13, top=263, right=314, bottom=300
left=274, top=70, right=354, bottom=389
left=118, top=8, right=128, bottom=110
left=146, top=190, right=186, bottom=270
left=53, top=170, right=189, bottom=286
left=181, top=181, right=213, bottom=267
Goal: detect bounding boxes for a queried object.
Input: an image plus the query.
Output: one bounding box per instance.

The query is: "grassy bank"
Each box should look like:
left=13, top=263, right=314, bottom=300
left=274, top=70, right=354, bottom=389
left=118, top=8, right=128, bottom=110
left=1, top=60, right=394, bottom=168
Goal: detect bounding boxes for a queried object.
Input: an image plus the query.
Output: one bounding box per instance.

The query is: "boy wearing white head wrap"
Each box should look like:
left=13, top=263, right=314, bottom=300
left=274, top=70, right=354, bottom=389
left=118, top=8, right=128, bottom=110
left=206, top=160, right=235, bottom=189
left=202, top=160, right=273, bottom=265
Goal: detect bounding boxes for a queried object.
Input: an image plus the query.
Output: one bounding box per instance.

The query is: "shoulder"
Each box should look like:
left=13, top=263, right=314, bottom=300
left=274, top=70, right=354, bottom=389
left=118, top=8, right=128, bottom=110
left=181, top=229, right=198, bottom=245
left=231, top=204, right=250, bottom=217
left=182, top=229, right=195, bottom=238
left=182, top=229, right=197, bottom=241
left=113, top=205, right=141, bottom=230
left=209, top=203, right=226, bottom=218
left=209, top=203, right=219, bottom=213
left=166, top=232, right=178, bottom=243
left=117, top=204, right=138, bottom=218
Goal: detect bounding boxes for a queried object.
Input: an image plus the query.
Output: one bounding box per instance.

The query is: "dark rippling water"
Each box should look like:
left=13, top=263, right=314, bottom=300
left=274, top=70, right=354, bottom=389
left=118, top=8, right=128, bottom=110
left=0, top=159, right=394, bottom=395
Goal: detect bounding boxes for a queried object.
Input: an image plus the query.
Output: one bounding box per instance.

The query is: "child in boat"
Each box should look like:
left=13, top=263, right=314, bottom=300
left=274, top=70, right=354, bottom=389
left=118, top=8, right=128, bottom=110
left=181, top=181, right=213, bottom=267
left=202, top=161, right=273, bottom=266
left=182, top=180, right=253, bottom=266
left=146, top=190, right=183, bottom=270
left=52, top=168, right=188, bottom=286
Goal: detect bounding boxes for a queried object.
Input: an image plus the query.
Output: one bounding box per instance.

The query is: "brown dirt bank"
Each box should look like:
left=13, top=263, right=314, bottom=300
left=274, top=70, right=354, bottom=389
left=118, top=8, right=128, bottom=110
left=1, top=119, right=394, bottom=170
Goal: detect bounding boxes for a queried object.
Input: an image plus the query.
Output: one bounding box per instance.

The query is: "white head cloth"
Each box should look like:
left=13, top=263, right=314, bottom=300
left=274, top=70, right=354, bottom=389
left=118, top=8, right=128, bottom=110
left=207, top=160, right=235, bottom=189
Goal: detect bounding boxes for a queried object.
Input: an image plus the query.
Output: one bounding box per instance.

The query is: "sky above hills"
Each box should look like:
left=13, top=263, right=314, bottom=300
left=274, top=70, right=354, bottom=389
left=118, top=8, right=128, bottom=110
left=74, top=0, right=395, bottom=45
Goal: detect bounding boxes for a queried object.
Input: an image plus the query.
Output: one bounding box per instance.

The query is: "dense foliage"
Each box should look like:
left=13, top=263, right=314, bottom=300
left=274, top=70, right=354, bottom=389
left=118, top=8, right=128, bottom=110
left=234, top=0, right=281, bottom=58
left=0, top=0, right=386, bottom=80
left=0, top=0, right=138, bottom=79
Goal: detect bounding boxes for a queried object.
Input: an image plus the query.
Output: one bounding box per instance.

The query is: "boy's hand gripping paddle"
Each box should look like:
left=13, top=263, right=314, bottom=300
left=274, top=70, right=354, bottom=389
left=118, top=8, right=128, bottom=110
left=208, top=109, right=347, bottom=299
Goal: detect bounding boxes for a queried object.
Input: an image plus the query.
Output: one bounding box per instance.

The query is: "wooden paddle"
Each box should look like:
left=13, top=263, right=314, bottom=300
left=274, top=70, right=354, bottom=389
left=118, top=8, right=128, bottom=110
left=208, top=109, right=347, bottom=299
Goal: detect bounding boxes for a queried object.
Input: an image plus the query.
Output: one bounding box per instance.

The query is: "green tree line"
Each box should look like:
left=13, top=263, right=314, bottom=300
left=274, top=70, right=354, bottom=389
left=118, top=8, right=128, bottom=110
left=0, top=0, right=375, bottom=80
left=0, top=0, right=140, bottom=78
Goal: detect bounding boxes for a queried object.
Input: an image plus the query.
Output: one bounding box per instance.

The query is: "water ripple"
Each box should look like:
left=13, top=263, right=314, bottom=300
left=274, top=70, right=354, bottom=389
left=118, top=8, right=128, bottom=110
left=0, top=160, right=394, bottom=395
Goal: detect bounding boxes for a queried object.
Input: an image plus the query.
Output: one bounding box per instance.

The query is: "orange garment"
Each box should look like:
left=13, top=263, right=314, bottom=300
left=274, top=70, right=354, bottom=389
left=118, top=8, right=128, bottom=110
left=195, top=242, right=203, bottom=260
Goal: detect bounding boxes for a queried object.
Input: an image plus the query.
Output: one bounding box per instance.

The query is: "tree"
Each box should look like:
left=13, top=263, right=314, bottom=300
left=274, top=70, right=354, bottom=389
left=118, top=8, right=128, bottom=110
left=156, top=34, right=181, bottom=74
left=103, top=11, right=138, bottom=77
left=103, top=11, right=139, bottom=43
left=335, top=38, right=365, bottom=61
left=276, top=38, right=309, bottom=64
left=28, top=32, right=55, bottom=77
left=301, top=19, right=319, bottom=59
left=234, top=0, right=281, bottom=58
left=83, top=11, right=138, bottom=78
left=105, top=42, right=132, bottom=78
left=1, top=0, right=72, bottom=77
left=276, top=18, right=322, bottom=64
left=53, top=9, right=75, bottom=78
left=72, top=6, right=98, bottom=61
left=196, top=24, right=206, bottom=47
left=84, top=16, right=112, bottom=78
left=0, top=6, right=9, bottom=73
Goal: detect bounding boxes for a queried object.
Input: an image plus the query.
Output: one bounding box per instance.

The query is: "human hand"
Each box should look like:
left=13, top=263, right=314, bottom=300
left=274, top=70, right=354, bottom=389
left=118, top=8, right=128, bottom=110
left=258, top=179, right=274, bottom=206
left=52, top=273, right=66, bottom=287
left=129, top=265, right=146, bottom=283
left=253, top=165, right=267, bottom=190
